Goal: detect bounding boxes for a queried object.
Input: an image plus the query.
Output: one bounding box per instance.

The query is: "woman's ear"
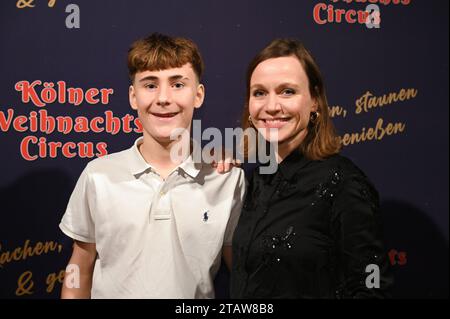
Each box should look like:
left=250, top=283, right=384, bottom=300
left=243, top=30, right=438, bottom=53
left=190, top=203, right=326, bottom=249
left=194, top=83, right=205, bottom=109
left=312, top=87, right=320, bottom=112
left=129, top=85, right=138, bottom=110
left=312, top=96, right=319, bottom=112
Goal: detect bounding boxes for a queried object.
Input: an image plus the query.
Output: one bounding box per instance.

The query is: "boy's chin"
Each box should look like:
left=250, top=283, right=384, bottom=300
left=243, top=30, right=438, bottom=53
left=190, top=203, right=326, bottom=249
left=151, top=135, right=176, bottom=143
left=149, top=133, right=187, bottom=145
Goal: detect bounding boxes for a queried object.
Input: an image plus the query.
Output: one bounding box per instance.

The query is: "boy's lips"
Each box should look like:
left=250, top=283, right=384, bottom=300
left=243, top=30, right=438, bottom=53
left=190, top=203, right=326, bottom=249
left=150, top=112, right=180, bottom=119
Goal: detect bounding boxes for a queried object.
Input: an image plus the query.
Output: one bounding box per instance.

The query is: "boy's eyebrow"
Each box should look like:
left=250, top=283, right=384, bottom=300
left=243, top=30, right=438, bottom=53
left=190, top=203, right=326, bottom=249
left=138, top=74, right=188, bottom=82
left=169, top=75, right=188, bottom=81
left=139, top=75, right=158, bottom=82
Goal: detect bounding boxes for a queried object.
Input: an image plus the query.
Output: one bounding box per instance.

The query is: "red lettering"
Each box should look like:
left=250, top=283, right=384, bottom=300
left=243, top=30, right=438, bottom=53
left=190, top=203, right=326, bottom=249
left=105, top=111, right=121, bottom=135
left=85, top=88, right=100, bottom=104
left=398, top=252, right=407, bottom=265
left=29, top=111, right=38, bottom=132
left=134, top=118, right=143, bottom=133
left=78, top=142, right=94, bottom=158
left=100, top=88, right=114, bottom=104
left=122, top=114, right=134, bottom=133
left=91, top=117, right=105, bottom=133
left=388, top=249, right=398, bottom=265
left=13, top=115, right=28, bottom=132
left=20, top=136, right=38, bottom=161
left=48, top=141, right=63, bottom=158
left=74, top=117, right=90, bottom=133
left=67, top=87, right=84, bottom=106
left=56, top=116, right=73, bottom=134
left=38, top=137, right=47, bottom=157
left=358, top=10, right=370, bottom=24
left=313, top=3, right=328, bottom=25
left=39, top=110, right=56, bottom=134
left=0, top=109, right=14, bottom=131
left=96, top=142, right=108, bottom=157
left=57, top=81, right=67, bottom=103
left=335, top=9, right=345, bottom=23
left=62, top=142, right=77, bottom=158
left=345, top=9, right=357, bottom=23
left=41, top=82, right=57, bottom=104
left=14, top=80, right=45, bottom=107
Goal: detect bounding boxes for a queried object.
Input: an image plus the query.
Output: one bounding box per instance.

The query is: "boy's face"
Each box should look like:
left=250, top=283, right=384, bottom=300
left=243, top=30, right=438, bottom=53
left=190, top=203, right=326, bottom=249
left=129, top=63, right=204, bottom=144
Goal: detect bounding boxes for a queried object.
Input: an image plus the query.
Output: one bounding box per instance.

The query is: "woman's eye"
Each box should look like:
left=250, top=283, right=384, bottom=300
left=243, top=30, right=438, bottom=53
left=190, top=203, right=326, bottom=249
left=281, top=88, right=296, bottom=96
left=253, top=90, right=265, bottom=97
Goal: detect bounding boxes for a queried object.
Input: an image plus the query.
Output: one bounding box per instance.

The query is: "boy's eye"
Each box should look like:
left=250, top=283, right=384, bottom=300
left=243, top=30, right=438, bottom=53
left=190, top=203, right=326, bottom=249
left=173, top=82, right=185, bottom=89
left=145, top=83, right=157, bottom=89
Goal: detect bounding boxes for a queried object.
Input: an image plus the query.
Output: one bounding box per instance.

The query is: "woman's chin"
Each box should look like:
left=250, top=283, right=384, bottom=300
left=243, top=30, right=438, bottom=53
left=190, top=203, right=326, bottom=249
left=258, top=129, right=289, bottom=144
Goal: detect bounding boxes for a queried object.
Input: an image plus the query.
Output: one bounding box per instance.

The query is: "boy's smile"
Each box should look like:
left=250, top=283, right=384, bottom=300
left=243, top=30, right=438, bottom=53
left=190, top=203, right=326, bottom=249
left=150, top=111, right=180, bottom=120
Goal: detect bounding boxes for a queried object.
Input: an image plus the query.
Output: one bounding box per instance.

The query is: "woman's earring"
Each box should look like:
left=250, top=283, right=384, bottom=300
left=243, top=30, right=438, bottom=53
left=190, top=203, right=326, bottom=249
left=310, top=111, right=320, bottom=124
left=248, top=115, right=254, bottom=127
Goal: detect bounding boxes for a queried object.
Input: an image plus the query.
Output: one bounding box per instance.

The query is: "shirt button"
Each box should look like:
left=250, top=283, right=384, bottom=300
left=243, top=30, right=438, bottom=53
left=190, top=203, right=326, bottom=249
left=160, top=191, right=166, bottom=196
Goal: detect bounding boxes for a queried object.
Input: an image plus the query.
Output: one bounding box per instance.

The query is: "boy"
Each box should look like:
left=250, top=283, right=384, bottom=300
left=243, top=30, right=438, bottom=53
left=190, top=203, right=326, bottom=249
left=59, top=33, right=245, bottom=298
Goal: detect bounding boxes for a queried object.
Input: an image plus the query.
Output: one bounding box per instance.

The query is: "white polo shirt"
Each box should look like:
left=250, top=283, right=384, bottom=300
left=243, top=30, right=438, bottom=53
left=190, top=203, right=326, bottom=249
left=59, top=137, right=246, bottom=299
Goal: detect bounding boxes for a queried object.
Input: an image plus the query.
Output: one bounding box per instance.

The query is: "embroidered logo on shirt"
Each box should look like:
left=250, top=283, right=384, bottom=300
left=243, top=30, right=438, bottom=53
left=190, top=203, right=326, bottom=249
left=203, top=211, right=209, bottom=222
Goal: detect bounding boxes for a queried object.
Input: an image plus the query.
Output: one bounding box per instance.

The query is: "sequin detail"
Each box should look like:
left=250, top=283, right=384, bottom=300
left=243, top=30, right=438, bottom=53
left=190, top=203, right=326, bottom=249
left=311, top=169, right=342, bottom=206
left=262, top=226, right=296, bottom=263
left=355, top=178, right=379, bottom=211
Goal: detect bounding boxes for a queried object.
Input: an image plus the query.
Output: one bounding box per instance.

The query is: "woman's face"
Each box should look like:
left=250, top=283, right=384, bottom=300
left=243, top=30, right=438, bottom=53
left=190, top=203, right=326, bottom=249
left=249, top=56, right=317, bottom=148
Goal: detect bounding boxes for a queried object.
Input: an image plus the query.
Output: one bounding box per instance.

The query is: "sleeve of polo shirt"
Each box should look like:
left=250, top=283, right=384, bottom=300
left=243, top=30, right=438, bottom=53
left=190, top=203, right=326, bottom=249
left=223, top=169, right=246, bottom=246
left=59, top=164, right=96, bottom=243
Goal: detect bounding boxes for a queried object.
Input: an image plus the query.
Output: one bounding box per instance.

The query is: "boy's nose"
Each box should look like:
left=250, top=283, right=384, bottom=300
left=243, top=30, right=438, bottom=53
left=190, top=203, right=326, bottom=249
left=157, top=86, right=171, bottom=106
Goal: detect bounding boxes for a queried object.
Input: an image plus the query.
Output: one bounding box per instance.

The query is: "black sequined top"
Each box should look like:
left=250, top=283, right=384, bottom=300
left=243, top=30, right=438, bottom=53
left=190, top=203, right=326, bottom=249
left=231, top=150, right=393, bottom=298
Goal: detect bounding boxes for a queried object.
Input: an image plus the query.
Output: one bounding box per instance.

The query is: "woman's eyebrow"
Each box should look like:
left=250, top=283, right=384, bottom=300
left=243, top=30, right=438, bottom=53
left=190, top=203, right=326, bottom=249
left=276, top=82, right=300, bottom=88
left=250, top=83, right=265, bottom=90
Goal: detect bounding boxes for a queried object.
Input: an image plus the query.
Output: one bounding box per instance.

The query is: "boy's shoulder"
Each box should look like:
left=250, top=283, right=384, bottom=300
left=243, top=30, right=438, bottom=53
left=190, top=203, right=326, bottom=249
left=83, top=146, right=245, bottom=183
left=198, top=164, right=246, bottom=188
left=84, top=147, right=133, bottom=175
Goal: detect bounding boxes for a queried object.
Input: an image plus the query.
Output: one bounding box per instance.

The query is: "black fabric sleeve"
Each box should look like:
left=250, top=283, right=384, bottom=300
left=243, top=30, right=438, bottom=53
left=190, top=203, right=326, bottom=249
left=331, top=172, right=394, bottom=298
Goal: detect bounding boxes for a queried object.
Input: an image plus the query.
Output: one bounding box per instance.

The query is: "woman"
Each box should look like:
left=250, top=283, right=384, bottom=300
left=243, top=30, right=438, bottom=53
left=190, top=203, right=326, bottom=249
left=230, top=39, right=393, bottom=298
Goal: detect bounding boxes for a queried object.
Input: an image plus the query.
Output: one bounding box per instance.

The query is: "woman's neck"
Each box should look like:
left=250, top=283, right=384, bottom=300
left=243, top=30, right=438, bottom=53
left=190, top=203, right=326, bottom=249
left=276, top=128, right=308, bottom=163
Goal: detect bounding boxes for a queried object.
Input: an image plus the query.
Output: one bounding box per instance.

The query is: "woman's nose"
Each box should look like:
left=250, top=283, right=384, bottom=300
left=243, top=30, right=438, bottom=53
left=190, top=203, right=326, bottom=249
left=265, top=93, right=282, bottom=113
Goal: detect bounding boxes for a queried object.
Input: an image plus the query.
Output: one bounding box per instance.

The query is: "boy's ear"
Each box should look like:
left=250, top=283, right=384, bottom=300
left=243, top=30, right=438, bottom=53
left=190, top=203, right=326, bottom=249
left=129, top=84, right=138, bottom=110
left=194, top=83, right=205, bottom=109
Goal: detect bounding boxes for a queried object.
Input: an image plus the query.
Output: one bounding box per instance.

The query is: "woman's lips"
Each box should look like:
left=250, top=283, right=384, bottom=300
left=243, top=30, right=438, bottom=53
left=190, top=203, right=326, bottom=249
left=260, top=118, right=290, bottom=129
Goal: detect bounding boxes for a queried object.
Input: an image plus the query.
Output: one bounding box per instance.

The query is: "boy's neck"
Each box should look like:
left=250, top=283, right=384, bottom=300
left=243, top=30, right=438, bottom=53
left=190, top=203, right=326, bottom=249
left=139, top=133, right=190, bottom=179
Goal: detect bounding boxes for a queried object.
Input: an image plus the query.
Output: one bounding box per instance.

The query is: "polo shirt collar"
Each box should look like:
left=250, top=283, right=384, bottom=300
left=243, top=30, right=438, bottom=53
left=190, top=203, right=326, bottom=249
left=129, top=137, right=202, bottom=179
left=129, top=137, right=153, bottom=176
left=178, top=154, right=202, bottom=179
